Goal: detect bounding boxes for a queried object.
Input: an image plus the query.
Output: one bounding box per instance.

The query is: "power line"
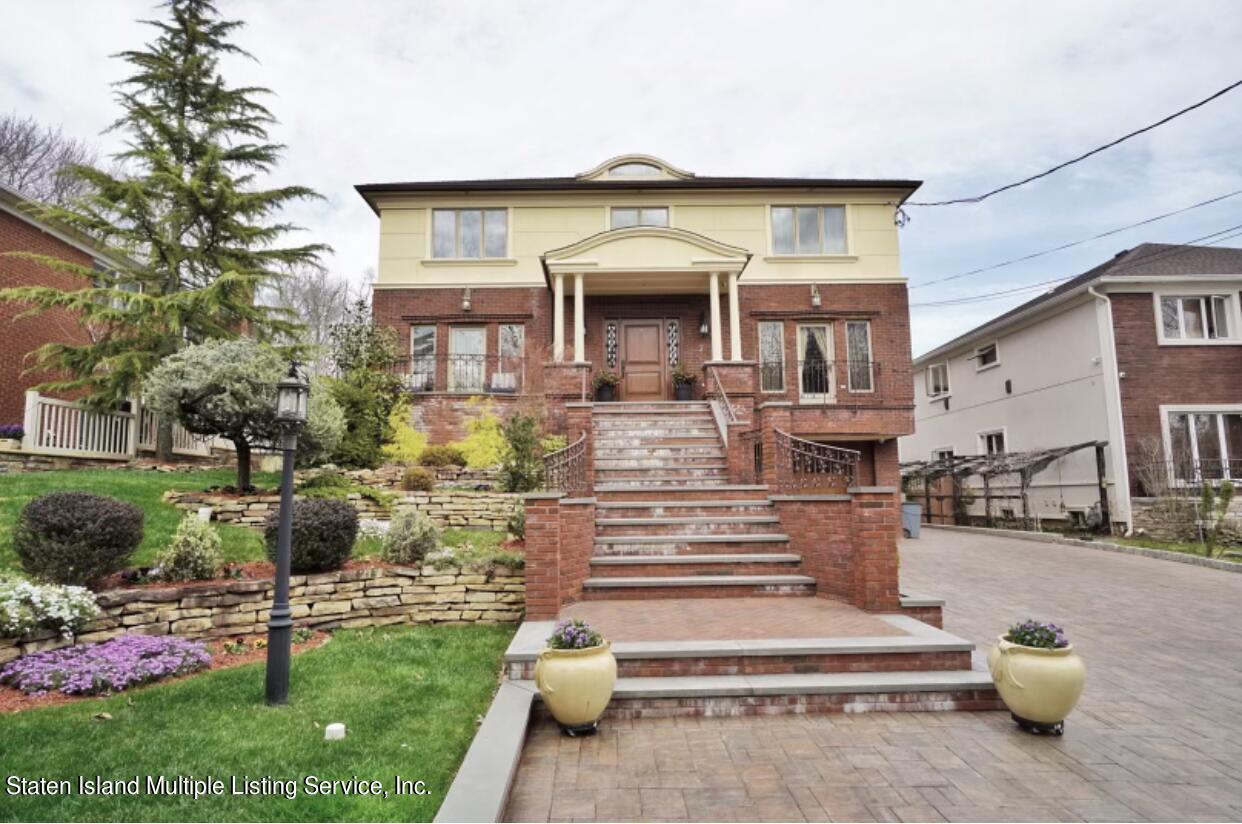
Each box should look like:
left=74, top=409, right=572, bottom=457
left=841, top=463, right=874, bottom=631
left=907, top=78, right=1242, bottom=207
left=909, top=189, right=1242, bottom=289
left=910, top=221, right=1242, bottom=308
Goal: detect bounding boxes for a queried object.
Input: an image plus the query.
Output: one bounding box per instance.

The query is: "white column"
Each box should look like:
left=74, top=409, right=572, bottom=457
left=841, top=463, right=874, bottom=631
left=727, top=272, right=742, bottom=362
left=573, top=272, right=586, bottom=363
left=553, top=273, right=565, bottom=362
left=708, top=271, right=723, bottom=362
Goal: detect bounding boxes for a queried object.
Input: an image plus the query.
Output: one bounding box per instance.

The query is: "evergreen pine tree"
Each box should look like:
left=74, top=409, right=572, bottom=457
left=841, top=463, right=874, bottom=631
left=1, top=0, right=326, bottom=458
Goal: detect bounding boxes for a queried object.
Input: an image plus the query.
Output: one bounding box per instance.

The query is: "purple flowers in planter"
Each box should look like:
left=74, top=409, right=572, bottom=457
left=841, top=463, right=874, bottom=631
left=0, top=634, right=210, bottom=697
left=0, top=424, right=23, bottom=440
left=546, top=619, right=603, bottom=650
left=1005, top=620, right=1069, bottom=650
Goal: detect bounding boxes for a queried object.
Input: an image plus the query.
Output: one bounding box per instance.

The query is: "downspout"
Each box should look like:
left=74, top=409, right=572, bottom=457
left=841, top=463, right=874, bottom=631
left=1087, top=286, right=1134, bottom=535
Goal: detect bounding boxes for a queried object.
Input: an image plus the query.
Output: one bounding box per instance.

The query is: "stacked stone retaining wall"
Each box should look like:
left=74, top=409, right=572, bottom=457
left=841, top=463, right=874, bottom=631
left=0, top=564, right=524, bottom=665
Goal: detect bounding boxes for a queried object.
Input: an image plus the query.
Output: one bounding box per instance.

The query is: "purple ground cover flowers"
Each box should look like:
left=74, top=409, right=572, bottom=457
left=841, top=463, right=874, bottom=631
left=1005, top=619, right=1069, bottom=650
left=0, top=634, right=210, bottom=696
left=0, top=424, right=23, bottom=440
left=546, top=619, right=603, bottom=650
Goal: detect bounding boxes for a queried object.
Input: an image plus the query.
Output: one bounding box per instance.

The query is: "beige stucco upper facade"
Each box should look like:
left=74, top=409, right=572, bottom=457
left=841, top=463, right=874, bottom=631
left=359, top=154, right=918, bottom=290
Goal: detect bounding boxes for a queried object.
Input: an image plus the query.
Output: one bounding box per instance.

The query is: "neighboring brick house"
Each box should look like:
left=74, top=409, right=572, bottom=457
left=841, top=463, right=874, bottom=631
left=901, top=243, right=1242, bottom=531
left=357, top=154, right=919, bottom=485
left=0, top=182, right=122, bottom=426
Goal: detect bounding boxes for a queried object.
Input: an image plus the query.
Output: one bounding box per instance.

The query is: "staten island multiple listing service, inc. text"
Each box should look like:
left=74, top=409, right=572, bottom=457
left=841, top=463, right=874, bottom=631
left=5, top=775, right=431, bottom=801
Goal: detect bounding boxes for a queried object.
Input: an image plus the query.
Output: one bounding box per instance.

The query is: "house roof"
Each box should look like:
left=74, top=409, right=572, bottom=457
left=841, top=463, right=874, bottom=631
left=355, top=172, right=922, bottom=215
left=0, top=181, right=132, bottom=270
left=913, top=242, right=1242, bottom=367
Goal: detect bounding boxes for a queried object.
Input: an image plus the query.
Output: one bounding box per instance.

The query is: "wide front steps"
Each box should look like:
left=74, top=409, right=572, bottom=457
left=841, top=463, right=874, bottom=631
left=592, top=402, right=727, bottom=488
left=505, top=613, right=1002, bottom=717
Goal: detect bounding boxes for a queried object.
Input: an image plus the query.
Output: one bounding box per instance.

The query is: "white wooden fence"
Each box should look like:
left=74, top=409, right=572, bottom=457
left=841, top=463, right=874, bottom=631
left=20, top=391, right=213, bottom=461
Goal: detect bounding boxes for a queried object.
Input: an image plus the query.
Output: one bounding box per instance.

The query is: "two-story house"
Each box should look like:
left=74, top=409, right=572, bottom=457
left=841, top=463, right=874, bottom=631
left=901, top=243, right=1242, bottom=532
left=356, top=154, right=919, bottom=487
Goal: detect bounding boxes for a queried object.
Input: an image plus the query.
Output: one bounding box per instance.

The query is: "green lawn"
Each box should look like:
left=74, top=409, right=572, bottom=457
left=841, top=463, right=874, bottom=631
left=0, top=624, right=515, bottom=822
left=0, top=469, right=279, bottom=574
left=1115, top=534, right=1242, bottom=563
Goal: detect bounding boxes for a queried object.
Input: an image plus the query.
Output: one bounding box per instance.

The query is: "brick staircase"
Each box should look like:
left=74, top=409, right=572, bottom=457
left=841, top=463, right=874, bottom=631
left=585, top=402, right=815, bottom=600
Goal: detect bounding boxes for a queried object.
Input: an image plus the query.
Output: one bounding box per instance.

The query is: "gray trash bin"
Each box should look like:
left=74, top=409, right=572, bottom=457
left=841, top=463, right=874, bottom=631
left=901, top=502, right=922, bottom=538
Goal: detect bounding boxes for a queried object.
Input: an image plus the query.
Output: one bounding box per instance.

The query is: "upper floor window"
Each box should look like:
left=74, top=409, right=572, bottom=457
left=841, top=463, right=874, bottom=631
left=974, top=342, right=999, bottom=371
left=926, top=362, right=950, bottom=398
left=770, top=206, right=846, bottom=255
left=932, top=447, right=955, bottom=461
left=611, top=207, right=668, bottom=229
left=1159, top=294, right=1234, bottom=342
left=980, top=429, right=1006, bottom=456
left=431, top=209, right=507, bottom=259
left=608, top=162, right=661, bottom=177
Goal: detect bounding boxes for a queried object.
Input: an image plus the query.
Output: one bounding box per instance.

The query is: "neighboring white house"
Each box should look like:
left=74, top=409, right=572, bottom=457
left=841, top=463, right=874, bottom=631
left=901, top=243, right=1242, bottom=532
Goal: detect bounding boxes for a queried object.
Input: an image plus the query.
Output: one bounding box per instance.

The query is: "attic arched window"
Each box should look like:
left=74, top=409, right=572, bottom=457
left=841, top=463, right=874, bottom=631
left=608, top=162, right=661, bottom=177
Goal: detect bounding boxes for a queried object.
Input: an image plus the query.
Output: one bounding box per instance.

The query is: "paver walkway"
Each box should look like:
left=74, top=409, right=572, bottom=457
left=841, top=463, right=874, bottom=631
left=505, top=527, right=1242, bottom=822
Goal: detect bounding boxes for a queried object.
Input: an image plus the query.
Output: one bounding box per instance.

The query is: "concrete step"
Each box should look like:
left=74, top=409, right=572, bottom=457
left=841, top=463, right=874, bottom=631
left=594, top=418, right=717, bottom=428
left=595, top=516, right=782, bottom=537
left=595, top=484, right=768, bottom=500
left=582, top=574, right=816, bottom=599
left=594, top=535, right=793, bottom=557
left=593, top=403, right=711, bottom=414
left=593, top=457, right=728, bottom=469
left=595, top=499, right=774, bottom=511
left=593, top=475, right=731, bottom=488
left=504, top=615, right=983, bottom=682
left=594, top=447, right=727, bottom=459
left=593, top=436, right=723, bottom=448
left=589, top=554, right=803, bottom=578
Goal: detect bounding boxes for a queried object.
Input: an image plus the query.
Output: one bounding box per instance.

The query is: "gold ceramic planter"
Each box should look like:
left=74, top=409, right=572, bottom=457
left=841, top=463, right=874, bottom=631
left=534, top=642, right=617, bottom=735
left=987, top=636, right=1085, bottom=734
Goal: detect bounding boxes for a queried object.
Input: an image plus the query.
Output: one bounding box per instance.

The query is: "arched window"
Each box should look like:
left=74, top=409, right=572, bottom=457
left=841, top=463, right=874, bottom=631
left=608, top=162, right=662, bottom=177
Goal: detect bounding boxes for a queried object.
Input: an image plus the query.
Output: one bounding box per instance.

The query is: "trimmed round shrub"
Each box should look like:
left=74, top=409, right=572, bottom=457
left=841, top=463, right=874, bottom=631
left=381, top=509, right=441, bottom=564
left=155, top=514, right=224, bottom=581
left=418, top=444, right=466, bottom=467
left=401, top=466, right=436, bottom=492
left=264, top=498, right=358, bottom=574
left=14, top=492, right=144, bottom=587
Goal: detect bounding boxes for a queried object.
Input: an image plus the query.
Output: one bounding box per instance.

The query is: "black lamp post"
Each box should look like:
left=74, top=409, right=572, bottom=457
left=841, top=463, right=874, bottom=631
left=265, top=362, right=309, bottom=706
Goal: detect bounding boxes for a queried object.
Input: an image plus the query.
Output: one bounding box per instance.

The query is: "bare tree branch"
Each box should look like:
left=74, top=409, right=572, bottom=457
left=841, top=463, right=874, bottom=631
left=0, top=113, right=100, bottom=204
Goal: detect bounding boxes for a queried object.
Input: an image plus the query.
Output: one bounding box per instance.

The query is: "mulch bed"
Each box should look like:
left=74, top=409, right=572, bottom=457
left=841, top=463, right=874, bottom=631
left=0, top=631, right=330, bottom=714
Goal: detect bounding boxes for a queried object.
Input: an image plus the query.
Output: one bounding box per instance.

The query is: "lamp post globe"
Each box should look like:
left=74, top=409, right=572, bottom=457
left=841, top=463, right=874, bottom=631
left=266, top=362, right=309, bottom=706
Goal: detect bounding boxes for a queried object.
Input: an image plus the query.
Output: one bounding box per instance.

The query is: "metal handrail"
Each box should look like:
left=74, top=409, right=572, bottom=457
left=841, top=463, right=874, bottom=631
left=774, top=428, right=860, bottom=491
left=543, top=432, right=588, bottom=495
left=707, top=366, right=738, bottom=423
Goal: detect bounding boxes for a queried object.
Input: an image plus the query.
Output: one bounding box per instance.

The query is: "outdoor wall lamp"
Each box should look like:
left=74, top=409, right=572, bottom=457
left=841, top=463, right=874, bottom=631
left=699, top=311, right=709, bottom=336
left=810, top=284, right=822, bottom=308
left=461, top=287, right=472, bottom=312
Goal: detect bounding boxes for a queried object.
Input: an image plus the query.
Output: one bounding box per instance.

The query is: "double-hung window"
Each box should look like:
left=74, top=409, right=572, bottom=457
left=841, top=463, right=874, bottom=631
left=926, top=363, right=950, bottom=398
left=845, top=320, right=873, bottom=392
left=979, top=430, right=1006, bottom=456
left=431, top=209, right=508, bottom=259
left=1159, top=295, right=1234, bottom=342
left=611, top=207, right=668, bottom=229
left=974, top=342, right=999, bottom=370
left=771, top=206, right=847, bottom=255
left=1166, top=409, right=1242, bottom=482
left=758, top=321, right=785, bottom=392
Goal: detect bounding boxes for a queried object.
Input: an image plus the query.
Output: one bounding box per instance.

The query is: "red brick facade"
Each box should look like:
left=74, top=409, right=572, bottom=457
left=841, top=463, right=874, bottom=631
left=0, top=209, right=94, bottom=424
left=1110, top=289, right=1242, bottom=494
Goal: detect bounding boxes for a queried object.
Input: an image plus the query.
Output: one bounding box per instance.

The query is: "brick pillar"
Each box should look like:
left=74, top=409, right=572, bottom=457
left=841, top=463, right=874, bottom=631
left=850, top=487, right=901, bottom=611
left=724, top=422, right=751, bottom=484
left=522, top=493, right=563, bottom=619
left=772, top=495, right=853, bottom=602
left=565, top=402, right=594, bottom=491
left=757, top=402, right=791, bottom=489
left=558, top=498, right=596, bottom=607
left=543, top=362, right=592, bottom=436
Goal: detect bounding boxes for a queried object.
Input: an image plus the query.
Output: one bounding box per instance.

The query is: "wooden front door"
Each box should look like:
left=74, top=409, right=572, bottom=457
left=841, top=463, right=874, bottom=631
left=619, top=320, right=666, bottom=400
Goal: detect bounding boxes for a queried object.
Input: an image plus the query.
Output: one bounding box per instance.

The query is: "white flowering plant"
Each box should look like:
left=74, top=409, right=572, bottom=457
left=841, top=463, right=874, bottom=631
left=0, top=578, right=100, bottom=639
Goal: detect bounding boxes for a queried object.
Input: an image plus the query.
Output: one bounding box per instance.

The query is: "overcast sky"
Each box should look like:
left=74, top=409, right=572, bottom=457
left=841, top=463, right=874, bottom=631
left=4, top=0, right=1241, bottom=355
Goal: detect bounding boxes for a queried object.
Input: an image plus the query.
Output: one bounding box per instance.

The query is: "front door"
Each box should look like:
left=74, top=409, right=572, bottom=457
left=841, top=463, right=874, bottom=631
left=619, top=320, right=666, bottom=400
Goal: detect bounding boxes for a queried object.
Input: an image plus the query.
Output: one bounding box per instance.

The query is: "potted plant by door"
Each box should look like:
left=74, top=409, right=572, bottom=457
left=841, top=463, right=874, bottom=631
left=592, top=371, right=621, bottom=402
left=535, top=619, right=617, bottom=736
left=672, top=365, right=698, bottom=401
left=0, top=424, right=23, bottom=451
left=987, top=620, right=1085, bottom=735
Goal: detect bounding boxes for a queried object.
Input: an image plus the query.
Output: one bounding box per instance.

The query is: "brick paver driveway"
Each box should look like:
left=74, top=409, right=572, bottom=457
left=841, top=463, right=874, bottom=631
left=505, top=528, right=1242, bottom=822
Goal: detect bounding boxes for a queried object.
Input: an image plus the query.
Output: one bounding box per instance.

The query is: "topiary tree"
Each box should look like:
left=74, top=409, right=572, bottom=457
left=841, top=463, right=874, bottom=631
left=264, top=498, right=357, bottom=574
left=14, top=492, right=144, bottom=587
left=156, top=514, right=224, bottom=581
left=145, top=339, right=345, bottom=490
